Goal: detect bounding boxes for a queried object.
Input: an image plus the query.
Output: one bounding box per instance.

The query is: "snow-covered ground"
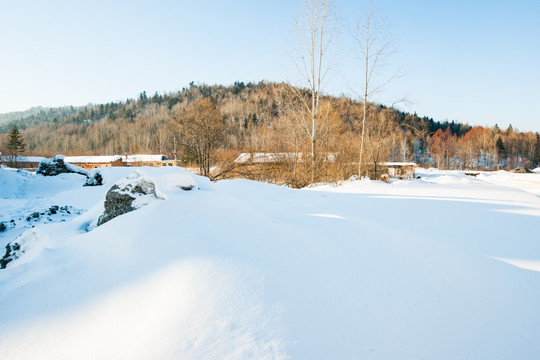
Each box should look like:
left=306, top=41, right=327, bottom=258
left=1, top=165, right=539, bottom=359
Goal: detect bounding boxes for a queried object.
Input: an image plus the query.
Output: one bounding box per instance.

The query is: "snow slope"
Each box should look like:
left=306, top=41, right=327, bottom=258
left=1, top=166, right=540, bottom=359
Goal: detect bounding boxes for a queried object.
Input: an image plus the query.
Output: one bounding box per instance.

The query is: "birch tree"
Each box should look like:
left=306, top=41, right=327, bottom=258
left=292, top=0, right=336, bottom=182
left=354, top=1, right=396, bottom=177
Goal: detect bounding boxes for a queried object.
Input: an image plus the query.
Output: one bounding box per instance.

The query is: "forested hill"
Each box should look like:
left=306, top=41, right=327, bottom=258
left=0, top=81, right=459, bottom=141
left=2, top=82, right=468, bottom=135
left=0, top=106, right=75, bottom=128
left=0, top=82, right=538, bottom=181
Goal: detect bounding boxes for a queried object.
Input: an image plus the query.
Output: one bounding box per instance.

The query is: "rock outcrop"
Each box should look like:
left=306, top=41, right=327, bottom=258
left=84, top=170, right=103, bottom=186
left=97, top=171, right=162, bottom=226
left=0, top=230, right=39, bottom=269
left=0, top=242, right=21, bottom=269
left=36, top=155, right=89, bottom=177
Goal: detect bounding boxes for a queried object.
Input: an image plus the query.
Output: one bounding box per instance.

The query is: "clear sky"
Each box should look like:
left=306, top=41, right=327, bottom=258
left=1, top=0, right=539, bottom=131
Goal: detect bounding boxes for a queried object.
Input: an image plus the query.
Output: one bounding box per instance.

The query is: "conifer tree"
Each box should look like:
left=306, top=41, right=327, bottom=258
left=6, top=125, right=26, bottom=162
left=496, top=137, right=506, bottom=159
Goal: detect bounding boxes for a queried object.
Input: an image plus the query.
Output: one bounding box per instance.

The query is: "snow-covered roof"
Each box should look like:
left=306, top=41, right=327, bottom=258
left=235, top=152, right=337, bottom=163
left=234, top=153, right=251, bottom=163
left=381, top=162, right=417, bottom=166
left=0, top=156, right=46, bottom=163
left=235, top=153, right=304, bottom=163
left=61, top=155, right=169, bottom=164
left=125, top=154, right=168, bottom=163
left=64, top=156, right=123, bottom=164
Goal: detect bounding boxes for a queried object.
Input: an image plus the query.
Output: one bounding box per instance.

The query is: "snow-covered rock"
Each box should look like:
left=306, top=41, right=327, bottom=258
left=36, top=154, right=89, bottom=177
left=84, top=169, right=103, bottom=186
left=97, top=171, right=162, bottom=226
left=0, top=229, right=40, bottom=269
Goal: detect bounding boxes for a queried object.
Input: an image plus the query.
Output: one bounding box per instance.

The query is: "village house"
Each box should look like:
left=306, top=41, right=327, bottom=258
left=63, top=156, right=126, bottom=170
left=124, top=155, right=175, bottom=167
left=234, top=152, right=337, bottom=164
left=235, top=152, right=416, bottom=180
left=63, top=154, right=175, bottom=170
left=0, top=156, right=46, bottom=171
left=379, top=162, right=417, bottom=180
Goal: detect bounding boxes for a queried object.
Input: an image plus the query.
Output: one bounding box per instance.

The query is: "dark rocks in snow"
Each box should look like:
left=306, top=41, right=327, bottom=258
left=36, top=154, right=88, bottom=177
left=84, top=170, right=103, bottom=187
left=97, top=172, right=161, bottom=226
left=12, top=206, right=81, bottom=231
left=0, top=242, right=21, bottom=269
left=97, top=190, right=135, bottom=226
left=0, top=230, right=40, bottom=269
left=0, top=222, right=5, bottom=232
left=26, top=212, right=41, bottom=222
left=511, top=167, right=533, bottom=173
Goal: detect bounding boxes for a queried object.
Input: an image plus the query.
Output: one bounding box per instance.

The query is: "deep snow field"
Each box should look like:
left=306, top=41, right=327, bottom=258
left=1, top=165, right=540, bottom=359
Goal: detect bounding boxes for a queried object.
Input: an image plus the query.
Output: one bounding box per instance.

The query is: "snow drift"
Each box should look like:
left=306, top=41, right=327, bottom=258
left=1, top=166, right=540, bottom=359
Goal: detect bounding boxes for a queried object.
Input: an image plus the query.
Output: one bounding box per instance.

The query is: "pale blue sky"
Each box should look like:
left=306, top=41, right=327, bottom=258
left=1, top=0, right=538, bottom=131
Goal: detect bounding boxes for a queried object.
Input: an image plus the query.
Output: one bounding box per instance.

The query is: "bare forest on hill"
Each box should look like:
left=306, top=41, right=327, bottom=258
left=1, top=81, right=539, bottom=187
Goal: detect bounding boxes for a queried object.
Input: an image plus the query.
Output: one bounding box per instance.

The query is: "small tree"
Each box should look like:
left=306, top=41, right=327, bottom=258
left=291, top=0, right=336, bottom=182
left=495, top=136, right=506, bottom=167
left=364, top=106, right=398, bottom=179
left=354, top=1, right=397, bottom=177
left=177, top=98, right=225, bottom=178
left=6, top=125, right=26, bottom=164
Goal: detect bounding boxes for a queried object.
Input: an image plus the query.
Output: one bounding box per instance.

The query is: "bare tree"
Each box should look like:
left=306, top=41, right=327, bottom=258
left=291, top=0, right=336, bottom=182
left=177, top=98, right=226, bottom=178
left=364, top=106, right=397, bottom=179
left=354, top=1, right=396, bottom=177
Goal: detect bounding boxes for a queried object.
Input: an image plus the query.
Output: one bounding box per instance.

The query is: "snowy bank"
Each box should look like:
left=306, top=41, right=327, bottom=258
left=1, top=167, right=540, bottom=359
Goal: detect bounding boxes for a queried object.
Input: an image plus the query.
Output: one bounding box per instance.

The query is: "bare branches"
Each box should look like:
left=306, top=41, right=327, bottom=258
left=291, top=0, right=337, bottom=181
left=177, top=98, right=226, bottom=178
left=353, top=2, right=396, bottom=99
left=354, top=0, right=397, bottom=177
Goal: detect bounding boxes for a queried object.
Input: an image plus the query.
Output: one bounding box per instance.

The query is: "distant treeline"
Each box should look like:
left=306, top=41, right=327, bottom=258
left=1, top=82, right=538, bottom=185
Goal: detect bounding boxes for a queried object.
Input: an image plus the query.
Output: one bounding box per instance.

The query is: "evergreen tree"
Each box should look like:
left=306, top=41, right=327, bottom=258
left=6, top=125, right=26, bottom=162
left=534, top=133, right=540, bottom=168
left=496, top=136, right=506, bottom=165
left=7, top=125, right=26, bottom=154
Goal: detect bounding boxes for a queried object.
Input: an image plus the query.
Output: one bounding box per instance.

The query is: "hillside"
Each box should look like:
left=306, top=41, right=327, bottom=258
left=0, top=82, right=450, bottom=157
left=1, top=82, right=538, bottom=184
left=1, top=166, right=539, bottom=358
left=0, top=107, right=48, bottom=126
left=0, top=106, right=79, bottom=132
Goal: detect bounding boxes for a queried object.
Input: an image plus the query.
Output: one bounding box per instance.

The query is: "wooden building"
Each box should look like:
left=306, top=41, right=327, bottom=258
left=0, top=156, right=46, bottom=171
left=124, top=155, right=175, bottom=167
left=63, top=154, right=175, bottom=169
left=64, top=156, right=126, bottom=170
left=379, top=162, right=416, bottom=180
